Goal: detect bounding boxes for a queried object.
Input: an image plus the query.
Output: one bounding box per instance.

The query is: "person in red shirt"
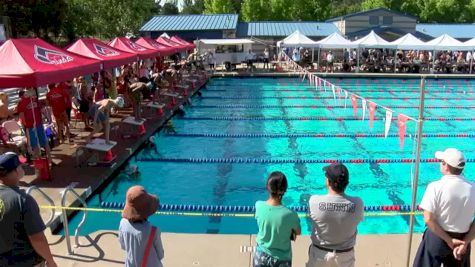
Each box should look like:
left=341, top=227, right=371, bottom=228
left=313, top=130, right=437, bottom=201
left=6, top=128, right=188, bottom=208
left=17, top=89, right=52, bottom=165
left=46, top=84, right=70, bottom=144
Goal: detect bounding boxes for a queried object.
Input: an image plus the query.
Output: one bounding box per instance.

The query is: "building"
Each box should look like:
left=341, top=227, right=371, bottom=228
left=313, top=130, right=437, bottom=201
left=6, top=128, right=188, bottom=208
left=139, top=8, right=475, bottom=42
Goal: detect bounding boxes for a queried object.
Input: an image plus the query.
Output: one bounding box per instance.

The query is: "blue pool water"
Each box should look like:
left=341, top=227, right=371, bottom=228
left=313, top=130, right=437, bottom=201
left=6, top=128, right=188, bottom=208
left=69, top=77, right=475, bottom=235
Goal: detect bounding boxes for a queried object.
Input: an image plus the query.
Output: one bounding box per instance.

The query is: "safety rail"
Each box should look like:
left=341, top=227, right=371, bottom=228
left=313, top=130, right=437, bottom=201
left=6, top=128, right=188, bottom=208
left=61, top=184, right=88, bottom=255
left=26, top=186, right=55, bottom=227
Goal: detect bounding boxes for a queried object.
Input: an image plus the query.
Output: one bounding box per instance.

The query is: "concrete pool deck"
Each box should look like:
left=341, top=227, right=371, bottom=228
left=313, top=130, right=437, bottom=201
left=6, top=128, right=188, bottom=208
left=45, top=230, right=474, bottom=266
left=17, top=70, right=474, bottom=266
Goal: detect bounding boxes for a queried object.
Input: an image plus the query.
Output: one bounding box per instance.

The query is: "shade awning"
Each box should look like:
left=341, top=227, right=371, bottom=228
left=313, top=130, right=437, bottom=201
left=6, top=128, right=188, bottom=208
left=425, top=34, right=472, bottom=51
left=0, top=38, right=101, bottom=88
left=277, top=30, right=318, bottom=48
left=109, top=37, right=159, bottom=59
left=389, top=33, right=433, bottom=50
left=315, top=32, right=357, bottom=49
left=171, top=35, right=195, bottom=50
left=67, top=38, right=137, bottom=69
left=156, top=37, right=188, bottom=52
left=135, top=37, right=175, bottom=57
left=199, top=39, right=254, bottom=45
left=352, top=30, right=394, bottom=49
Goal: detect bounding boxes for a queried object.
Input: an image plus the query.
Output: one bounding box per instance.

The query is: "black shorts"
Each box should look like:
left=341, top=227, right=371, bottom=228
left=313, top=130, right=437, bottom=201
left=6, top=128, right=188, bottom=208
left=79, top=100, right=90, bottom=113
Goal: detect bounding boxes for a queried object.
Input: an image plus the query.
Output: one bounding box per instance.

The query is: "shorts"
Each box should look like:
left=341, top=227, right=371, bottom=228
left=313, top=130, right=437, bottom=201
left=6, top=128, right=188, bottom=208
left=27, top=125, right=47, bottom=148
left=306, top=244, right=355, bottom=267
left=253, top=249, right=291, bottom=267
left=54, top=111, right=68, bottom=125
left=79, top=99, right=90, bottom=113
left=88, top=105, right=106, bottom=123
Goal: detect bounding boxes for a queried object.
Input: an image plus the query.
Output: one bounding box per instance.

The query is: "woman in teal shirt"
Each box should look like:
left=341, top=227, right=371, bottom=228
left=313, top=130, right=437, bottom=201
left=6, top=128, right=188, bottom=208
left=254, top=171, right=301, bottom=267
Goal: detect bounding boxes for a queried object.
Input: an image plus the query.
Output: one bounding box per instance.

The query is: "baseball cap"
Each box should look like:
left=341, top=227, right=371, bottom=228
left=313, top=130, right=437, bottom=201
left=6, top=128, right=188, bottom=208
left=323, top=163, right=349, bottom=187
left=0, top=152, right=21, bottom=175
left=435, top=148, right=465, bottom=169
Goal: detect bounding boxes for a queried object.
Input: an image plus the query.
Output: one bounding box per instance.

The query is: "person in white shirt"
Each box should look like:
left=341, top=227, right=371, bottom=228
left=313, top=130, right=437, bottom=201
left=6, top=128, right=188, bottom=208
left=326, top=51, right=334, bottom=73
left=263, top=48, right=270, bottom=69
left=413, top=148, right=475, bottom=267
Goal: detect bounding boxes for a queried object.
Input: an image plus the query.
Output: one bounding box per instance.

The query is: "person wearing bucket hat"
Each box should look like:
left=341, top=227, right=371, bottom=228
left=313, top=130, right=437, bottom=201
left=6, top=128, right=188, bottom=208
left=86, top=97, right=124, bottom=145
left=413, top=148, right=475, bottom=267
left=306, top=163, right=363, bottom=267
left=119, top=186, right=164, bottom=267
left=0, top=152, right=57, bottom=267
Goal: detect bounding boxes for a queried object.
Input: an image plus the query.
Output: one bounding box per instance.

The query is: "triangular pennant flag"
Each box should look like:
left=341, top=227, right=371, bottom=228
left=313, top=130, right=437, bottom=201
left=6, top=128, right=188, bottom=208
left=368, top=101, right=377, bottom=129
left=350, top=94, right=358, bottom=118
left=384, top=110, right=393, bottom=138
left=362, top=99, right=367, bottom=121
left=397, top=114, right=409, bottom=149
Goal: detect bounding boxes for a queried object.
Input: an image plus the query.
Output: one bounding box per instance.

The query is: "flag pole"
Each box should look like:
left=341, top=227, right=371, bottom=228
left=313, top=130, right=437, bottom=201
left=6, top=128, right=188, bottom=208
left=405, top=77, right=426, bottom=267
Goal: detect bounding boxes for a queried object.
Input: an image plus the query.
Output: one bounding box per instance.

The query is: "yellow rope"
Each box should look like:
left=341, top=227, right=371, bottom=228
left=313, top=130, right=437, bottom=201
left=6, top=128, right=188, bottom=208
left=40, top=205, right=423, bottom=218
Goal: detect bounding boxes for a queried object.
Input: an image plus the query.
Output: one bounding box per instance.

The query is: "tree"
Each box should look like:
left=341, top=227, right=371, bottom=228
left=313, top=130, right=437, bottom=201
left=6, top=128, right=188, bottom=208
left=161, top=0, right=179, bottom=15
left=241, top=0, right=269, bottom=21
left=181, top=0, right=205, bottom=14
left=204, top=0, right=236, bottom=13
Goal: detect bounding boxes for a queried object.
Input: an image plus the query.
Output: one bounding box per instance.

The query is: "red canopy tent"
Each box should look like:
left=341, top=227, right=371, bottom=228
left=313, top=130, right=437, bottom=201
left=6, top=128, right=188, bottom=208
left=66, top=38, right=136, bottom=69
left=0, top=38, right=101, bottom=88
left=109, top=37, right=159, bottom=59
left=156, top=37, right=187, bottom=52
left=135, top=37, right=175, bottom=56
left=170, top=36, right=195, bottom=50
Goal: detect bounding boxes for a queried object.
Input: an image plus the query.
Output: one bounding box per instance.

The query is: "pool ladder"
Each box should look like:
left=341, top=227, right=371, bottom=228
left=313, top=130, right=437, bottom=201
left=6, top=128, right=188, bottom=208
left=60, top=184, right=89, bottom=255
left=26, top=186, right=55, bottom=227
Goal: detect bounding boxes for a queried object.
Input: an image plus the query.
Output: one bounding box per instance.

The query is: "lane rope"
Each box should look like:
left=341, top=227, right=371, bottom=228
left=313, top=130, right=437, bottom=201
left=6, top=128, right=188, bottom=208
left=177, top=116, right=475, bottom=121
left=164, top=133, right=475, bottom=138
left=201, top=96, right=475, bottom=100
left=136, top=157, right=475, bottom=164
left=193, top=104, right=475, bottom=109
left=38, top=205, right=423, bottom=218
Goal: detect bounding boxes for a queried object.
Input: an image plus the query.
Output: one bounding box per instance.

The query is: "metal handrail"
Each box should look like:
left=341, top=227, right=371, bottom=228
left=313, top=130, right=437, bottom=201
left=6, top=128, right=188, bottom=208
left=60, top=184, right=88, bottom=255
left=26, top=186, right=55, bottom=227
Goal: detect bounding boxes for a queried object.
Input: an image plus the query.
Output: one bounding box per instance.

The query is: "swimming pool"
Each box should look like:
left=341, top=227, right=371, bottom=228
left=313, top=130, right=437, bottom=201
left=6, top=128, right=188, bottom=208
left=69, top=77, right=475, bottom=235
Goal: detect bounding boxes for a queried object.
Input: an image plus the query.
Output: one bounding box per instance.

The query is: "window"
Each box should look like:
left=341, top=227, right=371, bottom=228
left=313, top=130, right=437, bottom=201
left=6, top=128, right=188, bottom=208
left=369, top=16, right=379, bottom=25
left=382, top=16, right=393, bottom=25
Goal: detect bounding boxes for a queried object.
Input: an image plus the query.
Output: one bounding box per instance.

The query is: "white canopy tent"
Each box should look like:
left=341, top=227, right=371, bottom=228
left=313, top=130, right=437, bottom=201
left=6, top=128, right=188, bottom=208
left=160, top=32, right=170, bottom=38
left=389, top=33, right=434, bottom=50
left=352, top=30, right=394, bottom=49
left=277, top=30, right=318, bottom=48
left=464, top=38, right=475, bottom=49
left=315, top=32, right=357, bottom=49
left=425, top=34, right=472, bottom=51
left=198, top=39, right=254, bottom=45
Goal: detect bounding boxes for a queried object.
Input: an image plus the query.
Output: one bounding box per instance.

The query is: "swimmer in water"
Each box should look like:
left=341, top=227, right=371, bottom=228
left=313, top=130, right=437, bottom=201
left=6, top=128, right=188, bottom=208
left=165, top=120, right=176, bottom=134
left=126, top=164, right=140, bottom=178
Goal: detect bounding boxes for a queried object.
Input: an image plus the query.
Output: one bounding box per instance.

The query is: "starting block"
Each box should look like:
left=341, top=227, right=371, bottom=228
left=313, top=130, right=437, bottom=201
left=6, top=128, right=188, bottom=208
left=146, top=102, right=165, bottom=117
left=78, top=138, right=118, bottom=167
left=122, top=116, right=146, bottom=138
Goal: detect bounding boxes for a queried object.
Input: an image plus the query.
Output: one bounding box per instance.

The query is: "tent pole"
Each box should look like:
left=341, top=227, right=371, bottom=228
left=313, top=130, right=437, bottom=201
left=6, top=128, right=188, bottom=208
left=431, top=50, right=435, bottom=74
left=470, top=55, right=473, bottom=74
left=394, top=50, right=397, bottom=73
left=317, top=48, right=320, bottom=72
left=405, top=77, right=426, bottom=267
left=356, top=48, right=360, bottom=73
left=312, top=48, right=314, bottom=65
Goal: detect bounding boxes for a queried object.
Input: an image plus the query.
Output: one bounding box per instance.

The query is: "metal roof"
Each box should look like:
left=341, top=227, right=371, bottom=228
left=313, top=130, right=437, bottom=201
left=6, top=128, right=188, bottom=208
left=326, top=8, right=417, bottom=22
left=236, top=22, right=340, bottom=38
left=416, top=24, right=475, bottom=39
left=140, top=14, right=239, bottom=32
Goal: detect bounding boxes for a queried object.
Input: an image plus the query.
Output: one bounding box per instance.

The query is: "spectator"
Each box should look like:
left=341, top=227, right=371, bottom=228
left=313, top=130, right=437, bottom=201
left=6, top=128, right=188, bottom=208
left=0, top=92, right=11, bottom=120
left=246, top=49, right=256, bottom=71
left=77, top=76, right=92, bottom=130
left=413, top=148, right=475, bottom=267
left=326, top=51, right=334, bottom=73
left=292, top=48, right=300, bottom=63
left=306, top=163, right=363, bottom=267
left=46, top=84, right=71, bottom=144
left=119, top=185, right=164, bottom=267
left=253, top=171, right=300, bottom=267
left=263, top=48, right=270, bottom=69
left=17, top=89, right=52, bottom=166
left=0, top=152, right=57, bottom=267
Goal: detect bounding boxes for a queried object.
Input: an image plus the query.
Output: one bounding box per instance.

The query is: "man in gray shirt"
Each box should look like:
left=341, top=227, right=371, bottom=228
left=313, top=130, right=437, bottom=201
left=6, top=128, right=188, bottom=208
left=307, top=163, right=364, bottom=267
left=0, top=152, right=57, bottom=267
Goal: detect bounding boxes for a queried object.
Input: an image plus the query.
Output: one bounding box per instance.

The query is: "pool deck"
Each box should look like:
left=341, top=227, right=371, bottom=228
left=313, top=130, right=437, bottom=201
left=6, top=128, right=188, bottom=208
left=45, top=231, right=474, bottom=266
left=19, top=70, right=474, bottom=266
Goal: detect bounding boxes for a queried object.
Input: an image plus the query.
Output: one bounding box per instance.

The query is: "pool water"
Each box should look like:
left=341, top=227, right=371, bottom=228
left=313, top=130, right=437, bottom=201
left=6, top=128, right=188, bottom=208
left=69, top=77, right=475, bottom=235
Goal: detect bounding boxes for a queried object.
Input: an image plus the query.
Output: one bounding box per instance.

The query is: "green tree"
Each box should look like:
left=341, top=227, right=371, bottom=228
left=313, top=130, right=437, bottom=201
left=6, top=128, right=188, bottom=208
left=181, top=0, right=205, bottom=14
left=241, top=0, right=269, bottom=21
left=161, top=0, right=179, bottom=15
left=204, top=0, right=236, bottom=13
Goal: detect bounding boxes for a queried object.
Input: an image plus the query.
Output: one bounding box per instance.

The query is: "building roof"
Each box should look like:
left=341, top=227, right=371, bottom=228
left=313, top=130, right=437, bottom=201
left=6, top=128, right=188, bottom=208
left=416, top=24, right=475, bottom=39
left=140, top=14, right=239, bottom=32
left=326, top=8, right=417, bottom=22
left=236, top=22, right=340, bottom=38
